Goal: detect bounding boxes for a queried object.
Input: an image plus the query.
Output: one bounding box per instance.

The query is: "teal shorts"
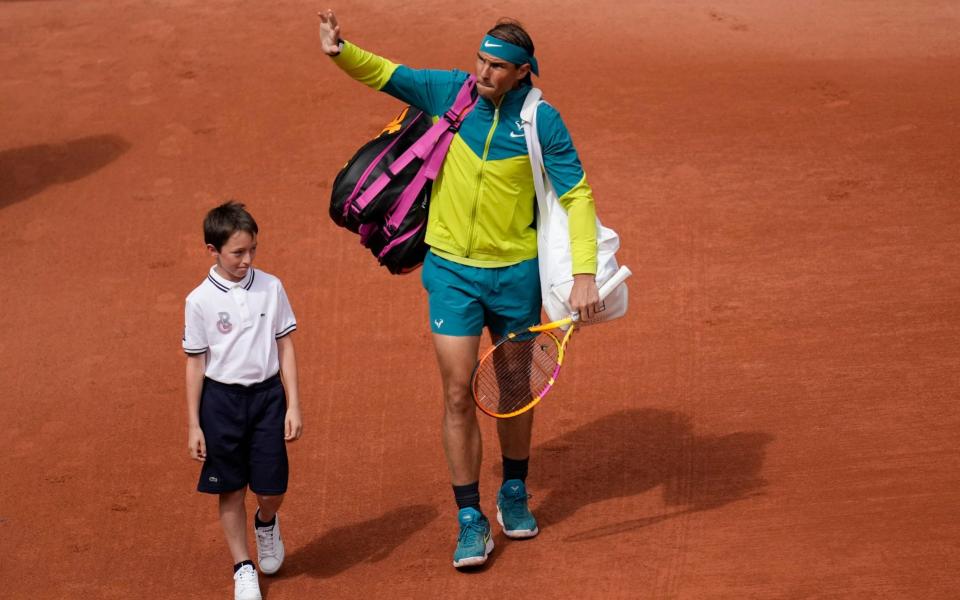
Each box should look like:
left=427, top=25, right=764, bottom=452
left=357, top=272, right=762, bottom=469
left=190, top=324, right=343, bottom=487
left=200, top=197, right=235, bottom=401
left=421, top=251, right=541, bottom=337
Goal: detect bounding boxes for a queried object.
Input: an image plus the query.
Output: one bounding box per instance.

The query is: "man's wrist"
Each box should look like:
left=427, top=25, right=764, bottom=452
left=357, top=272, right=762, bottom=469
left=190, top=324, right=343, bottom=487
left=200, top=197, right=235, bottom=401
left=329, top=39, right=344, bottom=56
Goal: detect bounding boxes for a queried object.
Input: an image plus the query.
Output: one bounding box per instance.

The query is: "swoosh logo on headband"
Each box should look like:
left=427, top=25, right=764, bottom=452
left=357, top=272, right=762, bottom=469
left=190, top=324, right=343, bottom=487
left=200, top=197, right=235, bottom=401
left=483, top=41, right=503, bottom=48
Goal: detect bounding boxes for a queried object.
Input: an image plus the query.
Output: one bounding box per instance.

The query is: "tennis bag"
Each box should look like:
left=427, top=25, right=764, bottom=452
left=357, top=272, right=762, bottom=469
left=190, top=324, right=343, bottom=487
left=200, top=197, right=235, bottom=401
left=329, top=76, right=478, bottom=274
left=520, top=87, right=629, bottom=324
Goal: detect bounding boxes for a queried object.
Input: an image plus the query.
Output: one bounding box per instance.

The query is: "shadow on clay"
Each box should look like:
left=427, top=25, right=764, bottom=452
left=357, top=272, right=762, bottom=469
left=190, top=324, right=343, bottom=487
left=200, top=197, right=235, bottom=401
left=0, top=135, right=131, bottom=209
left=281, top=503, right=438, bottom=579
left=528, top=408, right=774, bottom=541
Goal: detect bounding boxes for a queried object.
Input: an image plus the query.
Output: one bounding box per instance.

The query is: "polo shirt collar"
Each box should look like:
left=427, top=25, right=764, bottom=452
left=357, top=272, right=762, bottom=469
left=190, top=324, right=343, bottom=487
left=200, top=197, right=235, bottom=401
left=207, top=265, right=254, bottom=293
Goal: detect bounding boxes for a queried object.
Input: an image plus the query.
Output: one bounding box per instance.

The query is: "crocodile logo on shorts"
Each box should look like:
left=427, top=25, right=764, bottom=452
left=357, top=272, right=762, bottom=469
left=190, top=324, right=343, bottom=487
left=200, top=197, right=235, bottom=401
left=216, top=312, right=233, bottom=334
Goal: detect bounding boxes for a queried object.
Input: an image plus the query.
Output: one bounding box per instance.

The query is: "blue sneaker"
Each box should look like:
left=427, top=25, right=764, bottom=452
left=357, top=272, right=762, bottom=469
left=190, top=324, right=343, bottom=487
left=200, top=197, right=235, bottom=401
left=497, top=479, right=539, bottom=539
left=452, top=507, right=494, bottom=568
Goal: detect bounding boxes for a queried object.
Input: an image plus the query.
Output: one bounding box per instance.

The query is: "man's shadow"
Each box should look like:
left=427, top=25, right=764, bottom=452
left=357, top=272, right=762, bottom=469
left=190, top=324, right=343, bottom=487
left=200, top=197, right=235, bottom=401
left=530, top=408, right=774, bottom=541
left=278, top=409, right=769, bottom=578
left=280, top=504, right=438, bottom=580
left=0, top=135, right=130, bottom=209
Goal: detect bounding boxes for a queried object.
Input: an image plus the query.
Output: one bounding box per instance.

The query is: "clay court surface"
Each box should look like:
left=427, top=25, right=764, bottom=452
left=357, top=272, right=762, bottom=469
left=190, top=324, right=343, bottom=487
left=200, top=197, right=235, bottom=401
left=2, top=1, right=959, bottom=597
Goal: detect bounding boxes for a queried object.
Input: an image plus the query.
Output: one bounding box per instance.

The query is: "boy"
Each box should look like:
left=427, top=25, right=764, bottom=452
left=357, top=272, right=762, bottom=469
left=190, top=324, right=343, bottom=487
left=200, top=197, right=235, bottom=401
left=183, top=201, right=302, bottom=600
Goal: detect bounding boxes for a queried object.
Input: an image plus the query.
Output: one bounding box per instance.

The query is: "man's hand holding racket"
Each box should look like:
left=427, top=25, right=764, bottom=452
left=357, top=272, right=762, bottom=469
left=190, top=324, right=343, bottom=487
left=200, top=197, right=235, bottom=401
left=471, top=266, right=632, bottom=418
left=568, top=272, right=602, bottom=321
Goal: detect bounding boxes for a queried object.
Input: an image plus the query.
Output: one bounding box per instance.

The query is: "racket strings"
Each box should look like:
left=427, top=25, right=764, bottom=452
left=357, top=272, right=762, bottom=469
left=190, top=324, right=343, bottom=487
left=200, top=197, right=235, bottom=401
left=474, top=332, right=561, bottom=415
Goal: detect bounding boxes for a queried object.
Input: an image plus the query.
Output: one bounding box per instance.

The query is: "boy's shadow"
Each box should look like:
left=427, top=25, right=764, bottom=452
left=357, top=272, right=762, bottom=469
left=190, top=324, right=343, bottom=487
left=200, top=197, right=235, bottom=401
left=0, top=135, right=130, bottom=209
left=530, top=408, right=774, bottom=541
left=281, top=504, right=438, bottom=579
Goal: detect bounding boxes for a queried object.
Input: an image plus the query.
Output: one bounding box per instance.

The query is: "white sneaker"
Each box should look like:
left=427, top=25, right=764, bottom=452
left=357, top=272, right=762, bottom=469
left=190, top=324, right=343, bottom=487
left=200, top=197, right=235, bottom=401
left=233, top=564, right=262, bottom=600
left=254, top=511, right=285, bottom=575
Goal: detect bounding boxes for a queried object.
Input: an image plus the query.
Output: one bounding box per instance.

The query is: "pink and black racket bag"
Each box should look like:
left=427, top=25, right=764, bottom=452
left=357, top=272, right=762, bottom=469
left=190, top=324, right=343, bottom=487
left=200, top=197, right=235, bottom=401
left=329, top=76, right=477, bottom=274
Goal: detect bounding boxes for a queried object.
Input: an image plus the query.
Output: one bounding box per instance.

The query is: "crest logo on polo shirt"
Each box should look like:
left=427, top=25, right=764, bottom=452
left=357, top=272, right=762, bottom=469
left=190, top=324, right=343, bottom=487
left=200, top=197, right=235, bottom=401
left=216, top=312, right=233, bottom=334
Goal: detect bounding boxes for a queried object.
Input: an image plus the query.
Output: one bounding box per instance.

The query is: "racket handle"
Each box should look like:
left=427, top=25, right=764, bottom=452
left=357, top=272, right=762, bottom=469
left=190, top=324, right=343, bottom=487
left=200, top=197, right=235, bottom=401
left=598, top=265, right=632, bottom=300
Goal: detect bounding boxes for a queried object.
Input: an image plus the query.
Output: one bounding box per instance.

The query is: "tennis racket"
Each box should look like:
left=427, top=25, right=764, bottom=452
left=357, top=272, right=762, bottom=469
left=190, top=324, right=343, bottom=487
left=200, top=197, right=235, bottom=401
left=471, top=265, right=632, bottom=418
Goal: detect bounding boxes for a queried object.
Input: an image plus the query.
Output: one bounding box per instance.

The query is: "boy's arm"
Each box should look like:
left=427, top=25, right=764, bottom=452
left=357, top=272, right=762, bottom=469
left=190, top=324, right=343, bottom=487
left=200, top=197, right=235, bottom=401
left=185, top=353, right=206, bottom=462
left=277, top=333, right=302, bottom=441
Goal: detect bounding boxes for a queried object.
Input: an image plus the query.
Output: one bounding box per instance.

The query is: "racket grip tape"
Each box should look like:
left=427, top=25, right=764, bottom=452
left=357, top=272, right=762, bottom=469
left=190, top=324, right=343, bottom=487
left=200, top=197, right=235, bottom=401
left=598, top=265, right=632, bottom=300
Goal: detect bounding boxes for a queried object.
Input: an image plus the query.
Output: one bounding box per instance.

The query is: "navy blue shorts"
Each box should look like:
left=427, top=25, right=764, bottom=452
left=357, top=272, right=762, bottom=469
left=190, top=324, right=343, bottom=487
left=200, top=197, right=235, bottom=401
left=197, top=373, right=288, bottom=496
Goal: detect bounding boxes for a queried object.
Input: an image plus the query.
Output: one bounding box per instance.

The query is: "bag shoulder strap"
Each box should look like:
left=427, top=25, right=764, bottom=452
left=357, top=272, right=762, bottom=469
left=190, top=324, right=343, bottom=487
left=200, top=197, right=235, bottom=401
left=352, top=76, right=477, bottom=213
left=520, top=87, right=553, bottom=224
left=519, top=87, right=542, bottom=125
left=386, top=75, right=476, bottom=173
left=422, top=75, right=478, bottom=178
left=448, top=75, right=480, bottom=119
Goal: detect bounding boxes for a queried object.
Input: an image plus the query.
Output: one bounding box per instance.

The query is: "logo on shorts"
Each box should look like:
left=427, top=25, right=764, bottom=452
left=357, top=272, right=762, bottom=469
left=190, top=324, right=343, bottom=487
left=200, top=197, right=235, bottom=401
left=434, top=318, right=444, bottom=329
left=208, top=475, right=219, bottom=483
left=216, top=312, right=233, bottom=334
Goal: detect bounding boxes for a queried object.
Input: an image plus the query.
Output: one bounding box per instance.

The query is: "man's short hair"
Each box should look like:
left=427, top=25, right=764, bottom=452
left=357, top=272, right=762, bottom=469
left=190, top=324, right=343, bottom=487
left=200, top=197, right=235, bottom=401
left=488, top=19, right=535, bottom=85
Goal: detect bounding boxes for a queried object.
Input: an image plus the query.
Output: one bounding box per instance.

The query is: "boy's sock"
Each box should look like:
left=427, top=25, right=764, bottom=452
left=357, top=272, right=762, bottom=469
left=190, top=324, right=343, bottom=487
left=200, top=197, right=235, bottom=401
left=452, top=481, right=481, bottom=511
left=502, top=456, right=529, bottom=484
left=254, top=510, right=276, bottom=529
left=233, top=560, right=255, bottom=573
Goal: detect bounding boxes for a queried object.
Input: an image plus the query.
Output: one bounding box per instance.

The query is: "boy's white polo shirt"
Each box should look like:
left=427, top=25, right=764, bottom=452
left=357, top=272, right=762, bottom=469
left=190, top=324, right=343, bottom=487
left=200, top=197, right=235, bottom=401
left=183, top=266, right=297, bottom=385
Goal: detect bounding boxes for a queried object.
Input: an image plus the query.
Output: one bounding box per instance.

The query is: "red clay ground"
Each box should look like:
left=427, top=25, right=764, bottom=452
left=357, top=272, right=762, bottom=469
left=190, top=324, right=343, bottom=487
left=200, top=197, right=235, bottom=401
left=2, top=1, right=959, bottom=598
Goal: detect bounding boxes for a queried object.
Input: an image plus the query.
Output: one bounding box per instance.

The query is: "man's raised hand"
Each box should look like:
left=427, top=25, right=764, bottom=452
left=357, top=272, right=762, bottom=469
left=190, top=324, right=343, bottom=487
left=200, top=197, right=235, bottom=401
left=318, top=9, right=342, bottom=55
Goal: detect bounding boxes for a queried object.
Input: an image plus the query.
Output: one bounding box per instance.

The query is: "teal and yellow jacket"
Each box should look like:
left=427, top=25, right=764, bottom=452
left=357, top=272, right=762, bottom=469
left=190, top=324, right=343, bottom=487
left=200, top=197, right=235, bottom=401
left=333, top=42, right=598, bottom=273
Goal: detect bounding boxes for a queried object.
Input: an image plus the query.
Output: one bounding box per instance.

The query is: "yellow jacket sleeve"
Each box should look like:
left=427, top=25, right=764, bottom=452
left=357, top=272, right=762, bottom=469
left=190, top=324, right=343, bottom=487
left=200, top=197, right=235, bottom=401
left=557, top=177, right=599, bottom=275
left=330, top=41, right=398, bottom=90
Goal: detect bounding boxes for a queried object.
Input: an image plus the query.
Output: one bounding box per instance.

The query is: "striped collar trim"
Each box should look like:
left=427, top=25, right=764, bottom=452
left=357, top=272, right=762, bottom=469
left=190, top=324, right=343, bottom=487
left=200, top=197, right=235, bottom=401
left=206, top=266, right=255, bottom=293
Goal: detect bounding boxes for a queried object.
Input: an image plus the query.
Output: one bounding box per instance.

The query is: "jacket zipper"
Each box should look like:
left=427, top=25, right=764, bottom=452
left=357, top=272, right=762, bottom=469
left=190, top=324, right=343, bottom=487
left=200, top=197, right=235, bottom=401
left=465, top=102, right=500, bottom=256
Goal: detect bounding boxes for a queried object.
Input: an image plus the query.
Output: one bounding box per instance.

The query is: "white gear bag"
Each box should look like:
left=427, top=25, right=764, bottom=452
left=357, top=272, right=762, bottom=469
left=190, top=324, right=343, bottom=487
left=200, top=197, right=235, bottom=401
left=520, top=88, right=629, bottom=323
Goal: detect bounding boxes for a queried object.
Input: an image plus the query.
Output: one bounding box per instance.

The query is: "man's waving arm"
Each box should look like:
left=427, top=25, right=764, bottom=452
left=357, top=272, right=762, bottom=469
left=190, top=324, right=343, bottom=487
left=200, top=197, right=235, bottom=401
left=318, top=9, right=466, bottom=115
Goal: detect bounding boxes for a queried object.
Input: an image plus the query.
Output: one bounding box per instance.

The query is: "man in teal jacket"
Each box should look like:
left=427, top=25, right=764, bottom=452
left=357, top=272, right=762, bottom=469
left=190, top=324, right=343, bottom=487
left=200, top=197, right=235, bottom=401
left=320, top=9, right=602, bottom=568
